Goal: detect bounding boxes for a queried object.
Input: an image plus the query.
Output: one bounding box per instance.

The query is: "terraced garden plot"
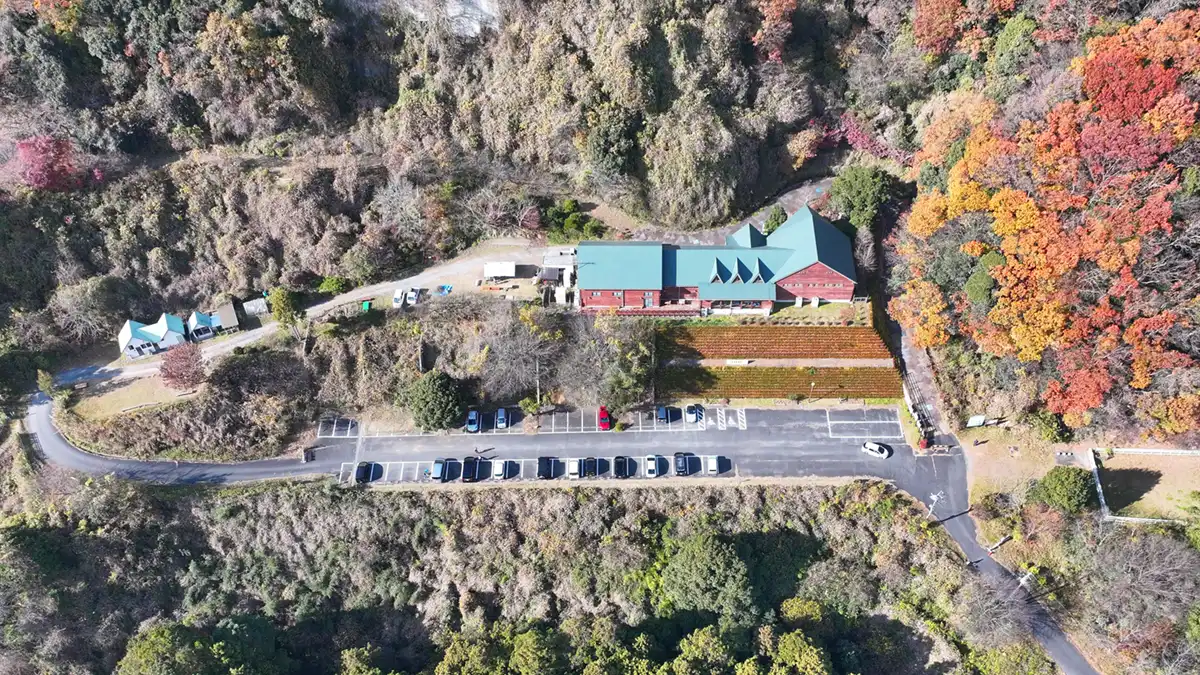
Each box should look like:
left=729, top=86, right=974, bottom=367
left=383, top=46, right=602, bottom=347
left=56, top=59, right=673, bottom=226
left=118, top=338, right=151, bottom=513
left=658, top=367, right=904, bottom=399
left=659, top=325, right=892, bottom=360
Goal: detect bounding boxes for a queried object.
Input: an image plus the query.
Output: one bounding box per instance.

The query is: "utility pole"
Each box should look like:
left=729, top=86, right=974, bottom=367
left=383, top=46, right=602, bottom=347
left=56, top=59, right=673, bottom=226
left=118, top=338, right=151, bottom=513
left=928, top=491, right=945, bottom=519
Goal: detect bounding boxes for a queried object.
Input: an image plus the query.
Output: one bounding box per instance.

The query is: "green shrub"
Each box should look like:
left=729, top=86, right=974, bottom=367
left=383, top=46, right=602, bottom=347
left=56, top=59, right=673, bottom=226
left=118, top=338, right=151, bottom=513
left=830, top=165, right=897, bottom=230
left=317, top=276, right=351, bottom=295
left=1024, top=409, right=1072, bottom=443
left=404, top=371, right=465, bottom=431
left=1027, top=467, right=1096, bottom=514
left=764, top=205, right=788, bottom=234
left=964, top=267, right=995, bottom=305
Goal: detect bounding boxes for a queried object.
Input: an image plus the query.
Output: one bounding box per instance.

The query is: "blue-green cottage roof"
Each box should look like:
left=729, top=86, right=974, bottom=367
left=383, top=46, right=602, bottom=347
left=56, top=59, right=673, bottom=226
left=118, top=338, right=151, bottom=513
left=577, top=241, right=664, bottom=290
left=577, top=207, right=855, bottom=296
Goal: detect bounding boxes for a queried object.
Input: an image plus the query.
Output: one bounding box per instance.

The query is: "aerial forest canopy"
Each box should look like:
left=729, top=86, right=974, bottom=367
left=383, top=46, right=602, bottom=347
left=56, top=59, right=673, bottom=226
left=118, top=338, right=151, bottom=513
left=889, top=10, right=1200, bottom=441
left=4, top=0, right=1200, bottom=443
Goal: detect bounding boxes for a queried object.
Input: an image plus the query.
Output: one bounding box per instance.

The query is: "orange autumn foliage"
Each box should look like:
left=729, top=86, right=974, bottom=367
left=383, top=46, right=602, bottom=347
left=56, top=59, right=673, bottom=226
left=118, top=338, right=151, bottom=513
left=1137, top=393, right=1200, bottom=439
left=889, top=279, right=951, bottom=348
left=890, top=10, right=1200, bottom=430
left=907, top=191, right=949, bottom=239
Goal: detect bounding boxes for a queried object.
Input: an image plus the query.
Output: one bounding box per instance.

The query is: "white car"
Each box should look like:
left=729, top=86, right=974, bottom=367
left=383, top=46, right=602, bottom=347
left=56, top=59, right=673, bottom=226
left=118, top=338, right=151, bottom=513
left=644, top=455, right=659, bottom=478
left=567, top=458, right=581, bottom=479
left=685, top=404, right=699, bottom=424
left=705, top=455, right=719, bottom=475
left=861, top=441, right=892, bottom=459
left=405, top=287, right=421, bottom=305
left=496, top=407, right=508, bottom=429
left=392, top=289, right=406, bottom=309
left=492, top=459, right=507, bottom=480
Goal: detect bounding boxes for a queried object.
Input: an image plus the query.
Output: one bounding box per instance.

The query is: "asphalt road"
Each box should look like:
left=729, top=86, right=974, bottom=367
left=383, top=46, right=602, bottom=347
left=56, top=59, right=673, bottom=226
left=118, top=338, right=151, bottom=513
left=22, top=397, right=1098, bottom=675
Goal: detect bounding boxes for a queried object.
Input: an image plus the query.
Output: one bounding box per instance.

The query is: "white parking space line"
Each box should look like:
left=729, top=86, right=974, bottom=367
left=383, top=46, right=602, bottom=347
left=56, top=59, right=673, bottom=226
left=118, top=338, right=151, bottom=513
left=737, top=409, right=747, bottom=430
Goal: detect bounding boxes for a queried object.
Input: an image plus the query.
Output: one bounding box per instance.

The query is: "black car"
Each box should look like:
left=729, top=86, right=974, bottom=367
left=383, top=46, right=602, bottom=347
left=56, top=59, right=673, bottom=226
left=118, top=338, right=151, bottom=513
left=354, top=461, right=372, bottom=484
left=461, top=456, right=479, bottom=483
left=583, top=457, right=597, bottom=477
left=674, top=452, right=689, bottom=476
left=613, top=456, right=629, bottom=479
left=537, top=456, right=555, bottom=479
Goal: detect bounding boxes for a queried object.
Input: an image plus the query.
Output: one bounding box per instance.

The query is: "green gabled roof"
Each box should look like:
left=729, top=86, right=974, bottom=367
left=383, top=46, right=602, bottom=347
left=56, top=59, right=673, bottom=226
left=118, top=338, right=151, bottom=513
left=577, top=241, right=663, bottom=290
left=577, top=206, right=854, bottom=293
left=726, top=223, right=766, bottom=248
left=765, top=206, right=857, bottom=282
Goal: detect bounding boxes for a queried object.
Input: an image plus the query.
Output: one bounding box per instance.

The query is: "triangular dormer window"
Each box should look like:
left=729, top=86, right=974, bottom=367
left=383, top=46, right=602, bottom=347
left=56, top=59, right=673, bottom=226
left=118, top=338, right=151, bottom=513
left=710, top=259, right=723, bottom=283
left=750, top=259, right=765, bottom=284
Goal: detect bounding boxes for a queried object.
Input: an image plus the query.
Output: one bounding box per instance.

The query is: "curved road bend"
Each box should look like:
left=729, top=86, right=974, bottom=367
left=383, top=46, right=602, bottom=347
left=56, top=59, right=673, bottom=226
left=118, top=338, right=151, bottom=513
left=24, top=394, right=1098, bottom=674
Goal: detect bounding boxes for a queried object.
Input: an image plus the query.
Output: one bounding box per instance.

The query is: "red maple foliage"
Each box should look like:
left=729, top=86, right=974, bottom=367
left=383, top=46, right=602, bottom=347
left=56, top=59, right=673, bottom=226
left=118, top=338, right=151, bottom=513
left=1083, top=46, right=1179, bottom=123
left=15, top=136, right=77, bottom=191
left=914, top=0, right=964, bottom=54
left=752, top=0, right=798, bottom=62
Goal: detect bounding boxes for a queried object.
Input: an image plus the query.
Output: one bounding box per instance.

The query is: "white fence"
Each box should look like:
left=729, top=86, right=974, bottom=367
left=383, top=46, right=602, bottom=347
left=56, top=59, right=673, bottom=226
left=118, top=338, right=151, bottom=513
left=1088, top=449, right=1192, bottom=526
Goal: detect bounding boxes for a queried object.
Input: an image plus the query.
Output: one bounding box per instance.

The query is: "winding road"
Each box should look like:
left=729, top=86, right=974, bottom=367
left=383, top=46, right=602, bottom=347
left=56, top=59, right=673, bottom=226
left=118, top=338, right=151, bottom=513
left=22, top=393, right=1098, bottom=675
left=27, top=213, right=1099, bottom=673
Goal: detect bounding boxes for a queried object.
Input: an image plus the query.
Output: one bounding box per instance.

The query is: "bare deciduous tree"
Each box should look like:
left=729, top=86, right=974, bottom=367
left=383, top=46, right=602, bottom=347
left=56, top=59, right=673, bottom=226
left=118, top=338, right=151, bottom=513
left=953, top=571, right=1035, bottom=650
left=854, top=226, right=877, bottom=276
left=160, top=343, right=205, bottom=390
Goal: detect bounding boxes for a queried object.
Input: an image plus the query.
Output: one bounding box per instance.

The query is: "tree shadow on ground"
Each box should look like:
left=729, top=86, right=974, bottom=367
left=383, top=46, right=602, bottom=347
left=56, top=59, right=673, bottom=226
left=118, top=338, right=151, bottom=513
left=287, top=607, right=433, bottom=675
left=654, top=367, right=717, bottom=398
left=833, top=614, right=958, bottom=675
left=732, top=530, right=820, bottom=610
left=656, top=324, right=701, bottom=361
left=1099, top=467, right=1162, bottom=514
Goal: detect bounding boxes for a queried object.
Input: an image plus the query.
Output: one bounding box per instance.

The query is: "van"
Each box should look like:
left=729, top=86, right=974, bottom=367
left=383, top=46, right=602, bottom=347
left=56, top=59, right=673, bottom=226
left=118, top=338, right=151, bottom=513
left=392, top=289, right=406, bottom=309
left=705, top=455, right=719, bottom=475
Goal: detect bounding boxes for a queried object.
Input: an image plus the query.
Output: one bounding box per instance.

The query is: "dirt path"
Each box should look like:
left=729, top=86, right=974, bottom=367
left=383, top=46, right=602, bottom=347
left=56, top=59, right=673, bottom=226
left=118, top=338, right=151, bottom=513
left=586, top=177, right=836, bottom=244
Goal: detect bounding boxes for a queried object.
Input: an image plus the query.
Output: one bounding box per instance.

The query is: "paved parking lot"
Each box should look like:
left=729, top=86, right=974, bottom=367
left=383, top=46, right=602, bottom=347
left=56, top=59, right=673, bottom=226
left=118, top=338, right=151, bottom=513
left=319, top=405, right=752, bottom=438
left=339, top=453, right=730, bottom=485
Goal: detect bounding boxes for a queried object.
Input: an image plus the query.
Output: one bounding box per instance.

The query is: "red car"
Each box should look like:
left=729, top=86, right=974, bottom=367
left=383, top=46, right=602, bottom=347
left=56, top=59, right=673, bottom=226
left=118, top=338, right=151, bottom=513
left=598, top=406, right=612, bottom=430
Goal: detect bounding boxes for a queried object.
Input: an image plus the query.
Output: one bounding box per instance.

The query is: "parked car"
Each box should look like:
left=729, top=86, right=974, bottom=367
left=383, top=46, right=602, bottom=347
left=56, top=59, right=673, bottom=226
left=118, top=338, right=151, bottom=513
left=598, top=406, right=612, bottom=431
left=537, top=457, right=555, bottom=479
left=496, top=407, right=508, bottom=429
left=645, top=455, right=659, bottom=478
left=431, top=458, right=447, bottom=482
left=567, top=458, right=581, bottom=479
left=614, top=455, right=629, bottom=478
left=300, top=448, right=314, bottom=463
left=685, top=404, right=699, bottom=424
left=392, top=289, right=406, bottom=309
left=406, top=287, right=421, bottom=305
left=861, top=441, right=892, bottom=459
left=705, top=455, right=719, bottom=475
left=674, top=452, right=689, bottom=476
left=492, top=459, right=507, bottom=480
left=354, top=461, right=372, bottom=484
left=583, top=457, right=597, bottom=477
left=465, top=409, right=480, bottom=433
left=462, top=456, right=479, bottom=482
left=656, top=406, right=669, bottom=423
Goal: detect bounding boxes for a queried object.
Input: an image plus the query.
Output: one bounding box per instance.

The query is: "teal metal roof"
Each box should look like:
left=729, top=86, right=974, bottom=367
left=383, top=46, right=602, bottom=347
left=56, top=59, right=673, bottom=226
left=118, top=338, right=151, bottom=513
left=765, top=206, right=857, bottom=282
left=577, top=242, right=663, bottom=290
left=577, top=206, right=855, bottom=293
left=726, top=223, right=766, bottom=248
left=189, top=311, right=217, bottom=329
